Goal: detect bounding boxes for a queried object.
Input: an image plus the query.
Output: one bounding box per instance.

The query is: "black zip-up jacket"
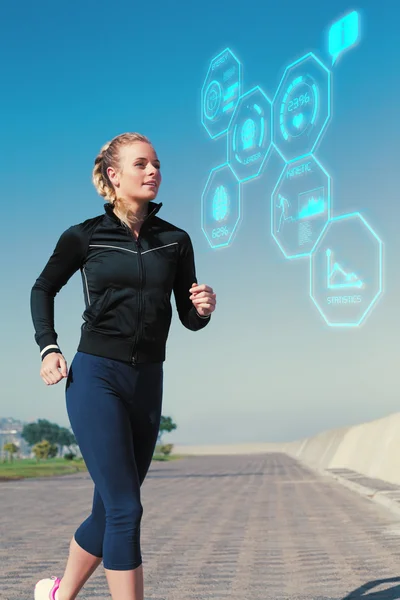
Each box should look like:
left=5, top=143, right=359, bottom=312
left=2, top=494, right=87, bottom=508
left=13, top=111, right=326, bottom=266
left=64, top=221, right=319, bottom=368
left=30, top=201, right=211, bottom=364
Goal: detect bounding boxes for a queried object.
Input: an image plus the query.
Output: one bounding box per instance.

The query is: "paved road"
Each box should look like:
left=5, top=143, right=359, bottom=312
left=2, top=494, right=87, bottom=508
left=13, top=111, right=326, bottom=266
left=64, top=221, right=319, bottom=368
left=2, top=453, right=400, bottom=600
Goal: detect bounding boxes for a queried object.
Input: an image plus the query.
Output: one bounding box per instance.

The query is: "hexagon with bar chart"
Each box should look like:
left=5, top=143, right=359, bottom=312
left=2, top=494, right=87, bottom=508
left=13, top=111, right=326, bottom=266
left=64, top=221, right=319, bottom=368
left=271, top=155, right=331, bottom=259
left=310, top=213, right=383, bottom=326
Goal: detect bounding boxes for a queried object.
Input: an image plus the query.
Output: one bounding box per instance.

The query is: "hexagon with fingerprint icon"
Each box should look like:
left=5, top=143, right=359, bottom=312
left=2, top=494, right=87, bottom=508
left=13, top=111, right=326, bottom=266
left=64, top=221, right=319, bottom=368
left=201, top=164, right=241, bottom=248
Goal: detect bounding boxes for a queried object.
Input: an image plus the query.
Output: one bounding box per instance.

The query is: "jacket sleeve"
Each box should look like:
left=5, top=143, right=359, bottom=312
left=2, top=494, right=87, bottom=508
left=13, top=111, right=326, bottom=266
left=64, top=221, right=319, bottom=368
left=173, top=232, right=211, bottom=331
left=30, top=226, right=86, bottom=360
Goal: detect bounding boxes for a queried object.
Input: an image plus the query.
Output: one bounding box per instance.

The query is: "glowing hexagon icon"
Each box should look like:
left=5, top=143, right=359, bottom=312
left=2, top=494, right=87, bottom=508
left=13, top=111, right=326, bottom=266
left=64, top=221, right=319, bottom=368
left=271, top=155, right=331, bottom=259
left=201, top=164, right=241, bottom=248
left=227, top=86, right=273, bottom=183
left=310, top=213, right=383, bottom=327
left=272, top=52, right=331, bottom=163
left=201, top=48, right=242, bottom=140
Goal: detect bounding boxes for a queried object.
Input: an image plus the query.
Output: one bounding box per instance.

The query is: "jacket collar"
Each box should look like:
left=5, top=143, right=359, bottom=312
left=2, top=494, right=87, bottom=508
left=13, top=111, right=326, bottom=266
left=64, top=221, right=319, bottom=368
left=103, top=200, right=162, bottom=226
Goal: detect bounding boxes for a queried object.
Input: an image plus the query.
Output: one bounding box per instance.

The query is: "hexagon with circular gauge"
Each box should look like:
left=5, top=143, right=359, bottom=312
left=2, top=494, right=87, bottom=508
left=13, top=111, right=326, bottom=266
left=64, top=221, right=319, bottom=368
left=310, top=213, right=383, bottom=327
left=201, top=164, right=241, bottom=248
left=272, top=52, right=331, bottom=163
left=201, top=48, right=242, bottom=140
left=271, top=155, right=331, bottom=259
left=227, top=86, right=273, bottom=183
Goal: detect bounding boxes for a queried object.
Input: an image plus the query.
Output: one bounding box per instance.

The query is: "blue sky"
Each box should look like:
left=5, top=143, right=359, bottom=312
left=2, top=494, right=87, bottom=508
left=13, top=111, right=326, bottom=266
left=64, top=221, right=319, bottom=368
left=1, top=0, right=399, bottom=444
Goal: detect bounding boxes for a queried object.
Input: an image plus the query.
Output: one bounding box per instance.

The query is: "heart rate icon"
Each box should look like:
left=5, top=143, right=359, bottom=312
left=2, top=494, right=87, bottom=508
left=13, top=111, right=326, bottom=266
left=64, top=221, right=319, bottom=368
left=293, top=113, right=304, bottom=129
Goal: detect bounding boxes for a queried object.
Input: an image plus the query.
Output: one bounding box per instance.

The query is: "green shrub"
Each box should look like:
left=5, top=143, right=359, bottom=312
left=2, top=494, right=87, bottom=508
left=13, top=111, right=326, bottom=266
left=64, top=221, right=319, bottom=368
left=159, top=444, right=173, bottom=456
left=64, top=452, right=76, bottom=461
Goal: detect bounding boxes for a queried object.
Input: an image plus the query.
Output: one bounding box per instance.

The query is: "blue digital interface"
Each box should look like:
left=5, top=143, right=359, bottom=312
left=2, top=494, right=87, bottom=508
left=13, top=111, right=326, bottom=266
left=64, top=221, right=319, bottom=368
left=310, top=213, right=383, bottom=326
left=200, top=10, right=384, bottom=327
left=227, top=86, right=273, bottom=182
left=201, top=49, right=243, bottom=140
left=272, top=53, right=331, bottom=163
left=201, top=164, right=241, bottom=249
left=271, top=156, right=330, bottom=259
left=329, top=10, right=360, bottom=66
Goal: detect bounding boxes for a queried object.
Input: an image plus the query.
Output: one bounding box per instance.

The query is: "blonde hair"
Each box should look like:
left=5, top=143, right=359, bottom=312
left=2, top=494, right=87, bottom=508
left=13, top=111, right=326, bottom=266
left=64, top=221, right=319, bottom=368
left=92, top=132, right=152, bottom=224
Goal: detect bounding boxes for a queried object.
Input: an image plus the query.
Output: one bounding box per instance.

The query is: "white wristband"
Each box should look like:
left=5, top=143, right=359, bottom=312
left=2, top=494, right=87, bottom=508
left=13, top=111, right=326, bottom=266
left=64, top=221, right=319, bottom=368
left=40, top=344, right=60, bottom=357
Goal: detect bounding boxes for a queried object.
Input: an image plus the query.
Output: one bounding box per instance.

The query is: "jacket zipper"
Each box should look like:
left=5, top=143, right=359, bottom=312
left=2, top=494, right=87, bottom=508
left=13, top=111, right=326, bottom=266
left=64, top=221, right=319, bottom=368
left=119, top=206, right=158, bottom=365
left=131, top=235, right=144, bottom=365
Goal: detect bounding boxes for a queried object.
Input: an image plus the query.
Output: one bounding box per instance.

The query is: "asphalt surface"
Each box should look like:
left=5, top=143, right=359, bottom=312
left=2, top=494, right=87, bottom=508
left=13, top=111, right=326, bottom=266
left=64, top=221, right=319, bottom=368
left=2, top=453, right=400, bottom=600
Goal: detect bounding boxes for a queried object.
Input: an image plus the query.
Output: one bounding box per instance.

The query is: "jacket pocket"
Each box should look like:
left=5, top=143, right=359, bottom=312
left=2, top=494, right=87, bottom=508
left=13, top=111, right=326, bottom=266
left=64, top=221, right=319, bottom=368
left=83, top=287, right=138, bottom=337
left=82, top=288, right=113, bottom=328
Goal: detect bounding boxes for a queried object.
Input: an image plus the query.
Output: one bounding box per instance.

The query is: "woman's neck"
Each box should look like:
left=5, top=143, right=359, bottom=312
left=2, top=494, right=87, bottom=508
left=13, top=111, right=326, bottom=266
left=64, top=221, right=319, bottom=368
left=113, top=201, right=148, bottom=229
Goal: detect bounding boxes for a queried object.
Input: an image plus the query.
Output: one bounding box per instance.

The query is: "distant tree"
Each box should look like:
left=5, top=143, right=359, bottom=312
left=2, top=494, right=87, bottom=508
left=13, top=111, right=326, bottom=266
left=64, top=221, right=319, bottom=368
left=21, top=422, right=41, bottom=446
left=22, top=419, right=64, bottom=447
left=3, top=442, right=19, bottom=463
left=57, top=427, right=76, bottom=457
left=157, top=416, right=177, bottom=443
left=32, top=440, right=58, bottom=461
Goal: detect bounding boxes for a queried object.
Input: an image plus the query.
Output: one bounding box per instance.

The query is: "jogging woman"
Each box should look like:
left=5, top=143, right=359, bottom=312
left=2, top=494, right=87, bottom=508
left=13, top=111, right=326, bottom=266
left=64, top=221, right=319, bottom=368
left=30, top=132, right=216, bottom=600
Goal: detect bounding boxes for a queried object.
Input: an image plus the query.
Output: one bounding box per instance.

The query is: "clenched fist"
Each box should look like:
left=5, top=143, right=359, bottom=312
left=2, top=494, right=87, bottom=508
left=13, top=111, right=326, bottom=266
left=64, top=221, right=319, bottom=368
left=40, top=352, right=68, bottom=386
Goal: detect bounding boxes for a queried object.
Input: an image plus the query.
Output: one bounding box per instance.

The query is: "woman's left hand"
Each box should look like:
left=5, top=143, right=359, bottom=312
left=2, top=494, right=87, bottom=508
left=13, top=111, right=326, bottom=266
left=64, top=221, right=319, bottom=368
left=189, top=283, right=216, bottom=317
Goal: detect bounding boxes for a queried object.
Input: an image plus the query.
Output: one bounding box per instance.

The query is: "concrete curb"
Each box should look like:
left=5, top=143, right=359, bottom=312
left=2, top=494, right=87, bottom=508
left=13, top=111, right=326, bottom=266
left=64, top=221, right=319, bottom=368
left=299, top=458, right=400, bottom=519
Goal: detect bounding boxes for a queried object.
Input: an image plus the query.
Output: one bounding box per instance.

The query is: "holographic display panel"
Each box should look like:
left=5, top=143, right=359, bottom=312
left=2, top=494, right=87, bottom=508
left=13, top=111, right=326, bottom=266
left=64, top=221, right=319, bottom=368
left=272, top=53, right=331, bottom=163
left=201, top=164, right=241, bottom=249
left=310, top=213, right=383, bottom=326
left=201, top=49, right=242, bottom=140
left=200, top=12, right=384, bottom=327
left=329, top=10, right=360, bottom=66
left=227, top=86, right=272, bottom=183
left=271, top=156, right=330, bottom=259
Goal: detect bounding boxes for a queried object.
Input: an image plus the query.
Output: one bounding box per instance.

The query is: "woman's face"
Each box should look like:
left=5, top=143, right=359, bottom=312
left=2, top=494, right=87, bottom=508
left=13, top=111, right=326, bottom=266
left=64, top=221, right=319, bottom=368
left=109, top=141, right=162, bottom=202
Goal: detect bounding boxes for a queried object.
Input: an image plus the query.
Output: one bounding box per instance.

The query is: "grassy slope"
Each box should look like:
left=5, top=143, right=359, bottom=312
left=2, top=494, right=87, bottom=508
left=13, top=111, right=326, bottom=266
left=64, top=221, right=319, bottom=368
left=0, top=454, right=185, bottom=481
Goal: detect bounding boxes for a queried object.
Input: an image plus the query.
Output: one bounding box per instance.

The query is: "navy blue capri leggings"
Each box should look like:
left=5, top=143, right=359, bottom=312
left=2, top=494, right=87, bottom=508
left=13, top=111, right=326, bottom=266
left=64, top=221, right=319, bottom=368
left=65, top=351, right=163, bottom=570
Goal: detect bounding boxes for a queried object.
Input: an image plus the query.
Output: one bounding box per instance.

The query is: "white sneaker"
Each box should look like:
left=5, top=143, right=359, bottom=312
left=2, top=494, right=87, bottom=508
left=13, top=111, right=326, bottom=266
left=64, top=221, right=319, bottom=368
left=34, top=576, right=61, bottom=600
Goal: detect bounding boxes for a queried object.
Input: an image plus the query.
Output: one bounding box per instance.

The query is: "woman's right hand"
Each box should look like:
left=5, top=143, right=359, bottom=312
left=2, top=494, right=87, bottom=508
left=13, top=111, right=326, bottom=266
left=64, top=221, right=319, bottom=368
left=40, top=352, right=68, bottom=386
